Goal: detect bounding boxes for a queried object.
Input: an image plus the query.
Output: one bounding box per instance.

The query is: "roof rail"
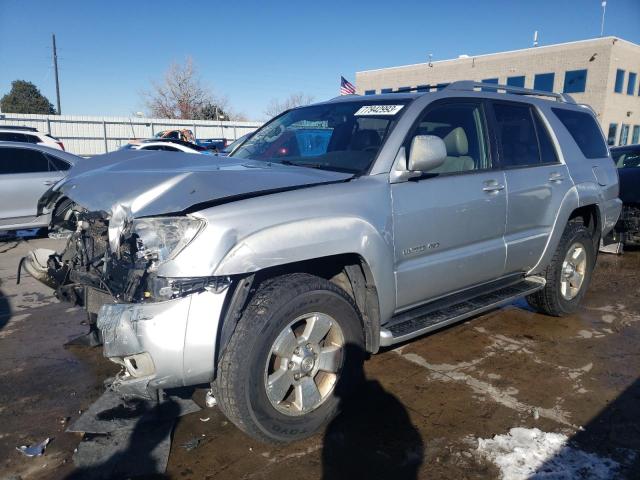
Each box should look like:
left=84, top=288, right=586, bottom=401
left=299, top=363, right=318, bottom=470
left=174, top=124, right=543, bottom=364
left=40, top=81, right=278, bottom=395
left=0, top=125, right=38, bottom=132
left=445, top=80, right=575, bottom=103
left=391, top=84, right=450, bottom=93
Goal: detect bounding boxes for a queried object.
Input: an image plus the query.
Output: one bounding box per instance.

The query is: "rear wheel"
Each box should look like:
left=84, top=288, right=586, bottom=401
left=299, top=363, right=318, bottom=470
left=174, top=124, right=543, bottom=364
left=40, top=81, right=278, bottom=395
left=527, top=221, right=595, bottom=316
left=214, top=273, right=365, bottom=443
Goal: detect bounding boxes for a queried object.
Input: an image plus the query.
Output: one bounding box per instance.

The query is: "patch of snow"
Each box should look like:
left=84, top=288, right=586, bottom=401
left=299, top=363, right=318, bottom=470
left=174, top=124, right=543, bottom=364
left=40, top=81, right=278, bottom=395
left=476, top=428, right=620, bottom=480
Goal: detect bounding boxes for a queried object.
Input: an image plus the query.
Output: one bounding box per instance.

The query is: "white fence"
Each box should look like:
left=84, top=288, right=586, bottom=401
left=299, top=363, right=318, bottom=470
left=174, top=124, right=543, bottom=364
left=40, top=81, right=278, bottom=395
left=0, top=113, right=262, bottom=156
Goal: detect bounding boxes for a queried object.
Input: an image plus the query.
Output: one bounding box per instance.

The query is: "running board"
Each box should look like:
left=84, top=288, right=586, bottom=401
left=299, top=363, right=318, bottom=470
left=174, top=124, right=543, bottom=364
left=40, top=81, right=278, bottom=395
left=379, top=277, right=545, bottom=347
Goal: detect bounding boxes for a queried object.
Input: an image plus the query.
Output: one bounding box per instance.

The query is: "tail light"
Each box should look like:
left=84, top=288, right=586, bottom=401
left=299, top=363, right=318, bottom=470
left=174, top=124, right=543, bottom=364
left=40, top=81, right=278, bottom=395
left=57, top=142, right=65, bottom=151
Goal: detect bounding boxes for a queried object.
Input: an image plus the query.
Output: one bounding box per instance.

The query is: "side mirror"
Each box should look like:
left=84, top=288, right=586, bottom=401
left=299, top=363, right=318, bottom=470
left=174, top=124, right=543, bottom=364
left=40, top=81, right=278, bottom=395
left=408, top=135, right=446, bottom=172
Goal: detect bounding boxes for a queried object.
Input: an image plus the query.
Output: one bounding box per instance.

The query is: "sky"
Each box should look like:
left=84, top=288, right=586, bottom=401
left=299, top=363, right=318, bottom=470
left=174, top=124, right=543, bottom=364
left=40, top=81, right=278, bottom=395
left=0, top=0, right=638, bottom=120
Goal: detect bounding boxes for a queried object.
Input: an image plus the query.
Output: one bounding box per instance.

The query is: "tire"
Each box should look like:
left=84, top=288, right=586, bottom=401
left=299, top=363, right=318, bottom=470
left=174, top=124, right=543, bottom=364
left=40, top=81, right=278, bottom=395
left=214, top=273, right=365, bottom=444
left=527, top=220, right=596, bottom=316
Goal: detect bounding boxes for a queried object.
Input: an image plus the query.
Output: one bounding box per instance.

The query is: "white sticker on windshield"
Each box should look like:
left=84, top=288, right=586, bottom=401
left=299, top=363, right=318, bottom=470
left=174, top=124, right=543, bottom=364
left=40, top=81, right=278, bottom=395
left=354, top=105, right=404, bottom=116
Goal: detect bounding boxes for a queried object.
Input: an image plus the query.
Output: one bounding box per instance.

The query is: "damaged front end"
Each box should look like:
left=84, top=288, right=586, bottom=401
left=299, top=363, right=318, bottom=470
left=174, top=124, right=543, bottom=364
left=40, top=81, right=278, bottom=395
left=21, top=199, right=230, bottom=399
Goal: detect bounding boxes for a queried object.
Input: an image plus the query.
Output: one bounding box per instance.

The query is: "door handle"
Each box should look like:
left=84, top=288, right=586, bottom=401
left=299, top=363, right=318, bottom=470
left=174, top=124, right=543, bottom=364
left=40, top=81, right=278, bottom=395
left=482, top=181, right=505, bottom=193
left=548, top=172, right=564, bottom=183
left=43, top=181, right=55, bottom=186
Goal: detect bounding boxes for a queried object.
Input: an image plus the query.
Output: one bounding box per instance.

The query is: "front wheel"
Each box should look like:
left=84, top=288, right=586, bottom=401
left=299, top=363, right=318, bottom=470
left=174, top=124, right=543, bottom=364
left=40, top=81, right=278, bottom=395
left=527, top=221, right=596, bottom=316
left=214, top=273, right=365, bottom=443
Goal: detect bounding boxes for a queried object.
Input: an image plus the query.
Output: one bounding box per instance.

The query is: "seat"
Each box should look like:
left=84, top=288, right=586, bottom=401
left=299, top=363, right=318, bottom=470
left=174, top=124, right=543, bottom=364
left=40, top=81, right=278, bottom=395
left=429, top=127, right=475, bottom=173
left=350, top=129, right=381, bottom=151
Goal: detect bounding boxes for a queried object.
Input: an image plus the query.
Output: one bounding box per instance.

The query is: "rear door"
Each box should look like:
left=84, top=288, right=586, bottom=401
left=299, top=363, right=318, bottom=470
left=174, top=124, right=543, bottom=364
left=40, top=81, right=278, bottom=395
left=0, top=147, right=66, bottom=225
left=489, top=101, right=572, bottom=273
left=392, top=99, right=507, bottom=310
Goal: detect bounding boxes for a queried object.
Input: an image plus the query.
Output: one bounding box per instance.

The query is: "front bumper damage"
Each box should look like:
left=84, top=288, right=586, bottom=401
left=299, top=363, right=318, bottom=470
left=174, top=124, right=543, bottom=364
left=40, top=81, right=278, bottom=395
left=98, top=288, right=228, bottom=399
left=21, top=200, right=231, bottom=400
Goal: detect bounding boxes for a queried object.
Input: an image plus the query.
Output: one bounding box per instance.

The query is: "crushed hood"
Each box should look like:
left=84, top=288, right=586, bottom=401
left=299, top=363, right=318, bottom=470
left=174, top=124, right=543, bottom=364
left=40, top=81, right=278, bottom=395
left=43, top=150, right=353, bottom=218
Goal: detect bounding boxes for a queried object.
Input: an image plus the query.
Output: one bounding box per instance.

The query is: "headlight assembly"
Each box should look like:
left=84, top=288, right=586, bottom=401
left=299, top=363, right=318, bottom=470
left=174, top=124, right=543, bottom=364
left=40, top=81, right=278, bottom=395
left=132, top=216, right=205, bottom=265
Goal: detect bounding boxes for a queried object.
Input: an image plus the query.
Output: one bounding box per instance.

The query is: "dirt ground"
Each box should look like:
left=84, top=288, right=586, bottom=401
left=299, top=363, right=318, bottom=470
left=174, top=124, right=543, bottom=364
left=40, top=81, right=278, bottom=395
left=0, top=235, right=638, bottom=479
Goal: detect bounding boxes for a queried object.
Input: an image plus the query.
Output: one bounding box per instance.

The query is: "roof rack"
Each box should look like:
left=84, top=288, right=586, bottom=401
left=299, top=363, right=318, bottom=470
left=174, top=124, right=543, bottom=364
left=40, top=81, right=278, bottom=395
left=445, top=80, right=575, bottom=103
left=0, top=125, right=38, bottom=132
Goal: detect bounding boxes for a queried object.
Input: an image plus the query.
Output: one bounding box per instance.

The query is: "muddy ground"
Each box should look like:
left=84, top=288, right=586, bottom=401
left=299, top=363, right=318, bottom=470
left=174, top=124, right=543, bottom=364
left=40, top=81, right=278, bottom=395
left=0, top=235, right=638, bottom=479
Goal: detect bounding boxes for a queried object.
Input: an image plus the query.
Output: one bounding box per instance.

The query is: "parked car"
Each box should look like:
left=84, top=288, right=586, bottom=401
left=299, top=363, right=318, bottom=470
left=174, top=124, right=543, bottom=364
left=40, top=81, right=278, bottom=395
left=153, top=129, right=195, bottom=143
left=609, top=144, right=640, bottom=246
left=0, top=126, right=65, bottom=150
left=23, top=81, right=620, bottom=444
left=217, top=132, right=254, bottom=156
left=119, top=138, right=209, bottom=154
left=196, top=137, right=228, bottom=152
left=0, top=142, right=79, bottom=230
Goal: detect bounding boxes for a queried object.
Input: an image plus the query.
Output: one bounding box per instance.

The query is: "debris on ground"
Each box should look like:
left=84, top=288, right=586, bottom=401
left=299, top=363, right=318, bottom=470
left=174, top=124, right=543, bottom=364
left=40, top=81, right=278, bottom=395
left=16, top=438, right=50, bottom=457
left=181, top=435, right=205, bottom=452
left=476, top=427, right=620, bottom=480
left=68, top=389, right=201, bottom=478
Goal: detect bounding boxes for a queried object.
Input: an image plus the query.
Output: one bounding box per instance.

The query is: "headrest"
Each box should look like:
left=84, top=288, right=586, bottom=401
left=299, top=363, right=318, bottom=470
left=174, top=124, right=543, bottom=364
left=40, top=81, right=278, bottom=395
left=443, top=127, right=469, bottom=156
left=350, top=129, right=381, bottom=151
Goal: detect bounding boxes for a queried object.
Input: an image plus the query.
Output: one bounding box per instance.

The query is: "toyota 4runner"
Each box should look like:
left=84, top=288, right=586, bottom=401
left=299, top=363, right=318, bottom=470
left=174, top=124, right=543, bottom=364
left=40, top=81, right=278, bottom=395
left=22, top=81, right=621, bottom=443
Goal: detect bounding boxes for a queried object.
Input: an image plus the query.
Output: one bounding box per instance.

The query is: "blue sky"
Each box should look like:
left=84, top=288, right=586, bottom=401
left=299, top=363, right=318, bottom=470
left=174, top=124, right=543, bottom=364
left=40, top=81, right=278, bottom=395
left=1, top=0, right=638, bottom=120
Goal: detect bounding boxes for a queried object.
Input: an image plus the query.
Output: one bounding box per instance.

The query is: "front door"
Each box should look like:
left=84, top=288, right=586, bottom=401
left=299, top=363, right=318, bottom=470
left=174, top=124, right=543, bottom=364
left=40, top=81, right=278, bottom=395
left=392, top=99, right=507, bottom=311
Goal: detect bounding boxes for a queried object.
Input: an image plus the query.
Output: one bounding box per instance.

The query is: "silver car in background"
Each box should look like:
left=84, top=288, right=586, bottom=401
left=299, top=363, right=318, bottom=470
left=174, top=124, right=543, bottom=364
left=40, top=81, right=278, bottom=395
left=0, top=142, right=80, bottom=231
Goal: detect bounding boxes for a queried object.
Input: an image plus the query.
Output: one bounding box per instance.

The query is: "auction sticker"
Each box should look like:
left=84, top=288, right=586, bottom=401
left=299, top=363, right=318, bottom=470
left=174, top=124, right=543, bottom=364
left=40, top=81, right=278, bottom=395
left=354, top=105, right=404, bottom=116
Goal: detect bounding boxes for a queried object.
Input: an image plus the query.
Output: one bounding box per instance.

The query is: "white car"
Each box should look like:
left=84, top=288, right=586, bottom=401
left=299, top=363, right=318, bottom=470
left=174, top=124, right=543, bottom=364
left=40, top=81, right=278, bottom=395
left=0, top=126, right=65, bottom=150
left=120, top=139, right=208, bottom=154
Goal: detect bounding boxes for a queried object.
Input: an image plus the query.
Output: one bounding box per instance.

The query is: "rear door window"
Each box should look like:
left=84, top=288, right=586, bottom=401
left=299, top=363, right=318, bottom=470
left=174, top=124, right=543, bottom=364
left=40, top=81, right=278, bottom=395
left=492, top=102, right=542, bottom=168
left=46, top=154, right=71, bottom=171
left=0, top=147, right=50, bottom=174
left=0, top=131, right=27, bottom=142
left=551, top=108, right=608, bottom=159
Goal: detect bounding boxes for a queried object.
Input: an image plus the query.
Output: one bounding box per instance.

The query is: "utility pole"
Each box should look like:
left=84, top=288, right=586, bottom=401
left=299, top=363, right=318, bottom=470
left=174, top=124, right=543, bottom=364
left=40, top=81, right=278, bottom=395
left=52, top=33, right=61, bottom=115
left=600, top=1, right=607, bottom=37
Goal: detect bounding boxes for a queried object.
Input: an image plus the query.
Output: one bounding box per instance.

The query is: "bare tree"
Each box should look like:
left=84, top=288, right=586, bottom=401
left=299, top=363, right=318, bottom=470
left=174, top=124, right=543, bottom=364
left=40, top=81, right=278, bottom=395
left=142, top=57, right=230, bottom=120
left=263, top=92, right=314, bottom=118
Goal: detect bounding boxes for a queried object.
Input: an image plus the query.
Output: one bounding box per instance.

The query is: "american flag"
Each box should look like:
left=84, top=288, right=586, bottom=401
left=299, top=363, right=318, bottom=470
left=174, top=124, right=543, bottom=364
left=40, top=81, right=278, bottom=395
left=340, top=76, right=356, bottom=95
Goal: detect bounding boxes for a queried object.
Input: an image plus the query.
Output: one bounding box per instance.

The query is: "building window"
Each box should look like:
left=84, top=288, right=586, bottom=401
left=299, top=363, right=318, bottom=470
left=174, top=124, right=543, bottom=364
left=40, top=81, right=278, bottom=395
left=534, top=73, right=555, bottom=92
left=380, top=88, right=393, bottom=94
left=632, top=125, right=640, bottom=144
left=396, top=86, right=411, bottom=92
left=627, top=72, right=637, bottom=95
left=563, top=69, right=588, bottom=93
left=416, top=85, right=430, bottom=92
left=607, top=123, right=618, bottom=146
left=364, top=90, right=376, bottom=95
left=481, top=78, right=499, bottom=92
left=614, top=69, right=625, bottom=93
left=620, top=124, right=630, bottom=145
left=506, top=76, right=525, bottom=88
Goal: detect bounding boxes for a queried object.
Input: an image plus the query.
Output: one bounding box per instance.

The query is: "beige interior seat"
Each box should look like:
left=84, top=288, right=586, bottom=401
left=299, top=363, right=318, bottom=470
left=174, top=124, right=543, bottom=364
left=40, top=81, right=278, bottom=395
left=429, top=127, right=475, bottom=173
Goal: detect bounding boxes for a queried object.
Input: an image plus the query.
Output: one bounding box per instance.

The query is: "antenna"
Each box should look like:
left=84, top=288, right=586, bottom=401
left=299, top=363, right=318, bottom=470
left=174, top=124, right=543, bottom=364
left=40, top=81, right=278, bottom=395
left=533, top=31, right=539, bottom=47
left=600, top=1, right=607, bottom=37
left=428, top=53, right=433, bottom=67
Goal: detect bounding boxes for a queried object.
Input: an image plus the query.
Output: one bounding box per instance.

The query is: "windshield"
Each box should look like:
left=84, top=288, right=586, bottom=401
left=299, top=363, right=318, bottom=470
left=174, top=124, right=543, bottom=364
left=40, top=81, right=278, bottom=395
left=230, top=100, right=410, bottom=173
left=612, top=148, right=640, bottom=169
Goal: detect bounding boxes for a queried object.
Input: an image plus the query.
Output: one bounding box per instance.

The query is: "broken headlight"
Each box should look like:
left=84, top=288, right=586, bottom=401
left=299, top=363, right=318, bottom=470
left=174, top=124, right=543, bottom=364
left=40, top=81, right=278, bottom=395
left=132, top=216, right=205, bottom=264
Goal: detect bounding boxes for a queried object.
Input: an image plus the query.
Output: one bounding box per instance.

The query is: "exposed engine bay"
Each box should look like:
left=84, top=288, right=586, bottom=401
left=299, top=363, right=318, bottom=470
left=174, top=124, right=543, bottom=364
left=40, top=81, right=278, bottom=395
left=21, top=198, right=227, bottom=315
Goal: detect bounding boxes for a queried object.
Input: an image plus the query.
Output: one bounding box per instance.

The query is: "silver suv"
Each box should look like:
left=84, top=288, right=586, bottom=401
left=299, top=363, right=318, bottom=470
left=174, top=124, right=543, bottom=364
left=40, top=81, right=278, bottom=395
left=23, top=81, right=621, bottom=443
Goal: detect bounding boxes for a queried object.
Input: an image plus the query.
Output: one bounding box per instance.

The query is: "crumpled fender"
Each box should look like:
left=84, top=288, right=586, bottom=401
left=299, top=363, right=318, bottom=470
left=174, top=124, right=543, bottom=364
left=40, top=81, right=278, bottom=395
left=213, top=216, right=397, bottom=323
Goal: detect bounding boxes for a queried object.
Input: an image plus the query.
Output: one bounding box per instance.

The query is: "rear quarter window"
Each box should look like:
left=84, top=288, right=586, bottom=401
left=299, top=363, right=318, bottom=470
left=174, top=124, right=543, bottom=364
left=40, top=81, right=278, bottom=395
left=551, top=108, right=608, bottom=159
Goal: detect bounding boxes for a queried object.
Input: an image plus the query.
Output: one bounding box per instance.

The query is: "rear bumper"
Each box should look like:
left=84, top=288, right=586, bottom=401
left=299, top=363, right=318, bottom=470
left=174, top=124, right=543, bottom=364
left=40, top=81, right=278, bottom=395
left=96, top=288, right=229, bottom=399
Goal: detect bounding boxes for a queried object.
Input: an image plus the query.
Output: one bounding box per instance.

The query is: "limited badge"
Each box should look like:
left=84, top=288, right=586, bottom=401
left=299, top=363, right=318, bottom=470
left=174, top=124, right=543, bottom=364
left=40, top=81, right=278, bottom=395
left=354, top=105, right=404, bottom=116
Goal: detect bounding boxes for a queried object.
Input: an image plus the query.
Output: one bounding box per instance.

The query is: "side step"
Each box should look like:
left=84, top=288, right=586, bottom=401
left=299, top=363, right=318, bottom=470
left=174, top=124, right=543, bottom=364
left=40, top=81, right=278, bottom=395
left=379, top=277, right=545, bottom=347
